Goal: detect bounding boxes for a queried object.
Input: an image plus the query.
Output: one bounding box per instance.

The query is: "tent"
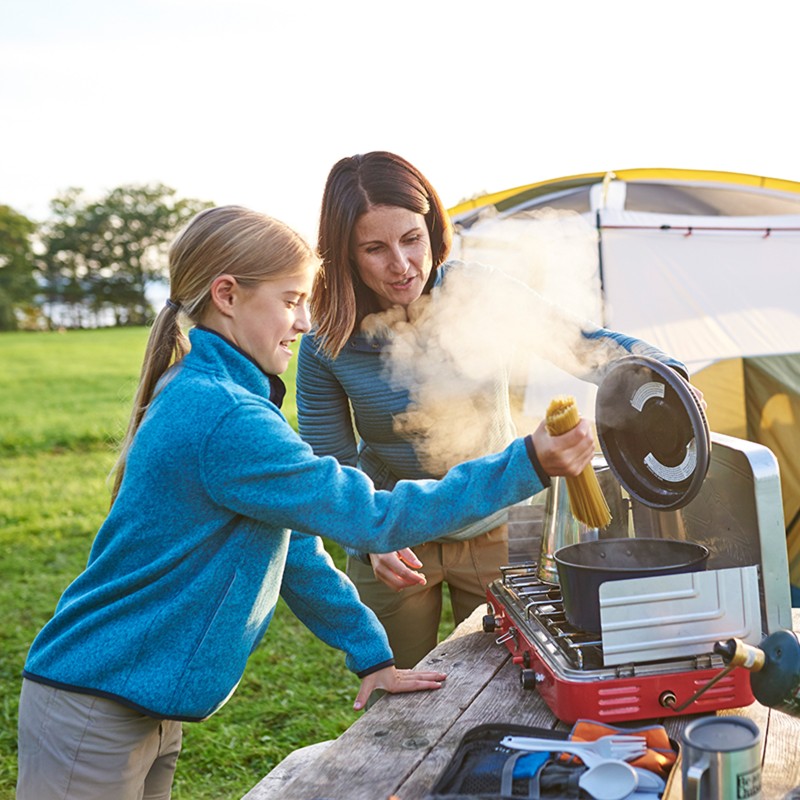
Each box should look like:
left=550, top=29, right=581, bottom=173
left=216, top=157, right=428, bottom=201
left=447, top=168, right=800, bottom=597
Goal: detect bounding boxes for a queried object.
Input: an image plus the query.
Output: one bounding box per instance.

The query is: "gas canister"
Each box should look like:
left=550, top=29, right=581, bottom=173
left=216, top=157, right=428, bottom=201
left=716, top=631, right=800, bottom=717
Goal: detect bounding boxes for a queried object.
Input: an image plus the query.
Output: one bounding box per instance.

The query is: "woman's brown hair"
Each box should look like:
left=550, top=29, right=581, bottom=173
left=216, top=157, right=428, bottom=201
left=312, top=151, right=453, bottom=358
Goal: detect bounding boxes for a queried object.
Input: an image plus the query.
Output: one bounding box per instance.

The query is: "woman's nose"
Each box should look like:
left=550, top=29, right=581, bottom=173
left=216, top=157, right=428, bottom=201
left=388, top=245, right=410, bottom=274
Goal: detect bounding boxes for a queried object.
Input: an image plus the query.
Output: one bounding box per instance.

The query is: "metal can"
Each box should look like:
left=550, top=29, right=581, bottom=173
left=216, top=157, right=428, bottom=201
left=716, top=631, right=800, bottom=717
left=749, top=630, right=800, bottom=716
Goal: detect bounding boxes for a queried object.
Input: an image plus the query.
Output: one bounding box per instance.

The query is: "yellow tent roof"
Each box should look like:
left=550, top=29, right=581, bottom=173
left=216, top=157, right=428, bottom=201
left=447, top=167, right=800, bottom=218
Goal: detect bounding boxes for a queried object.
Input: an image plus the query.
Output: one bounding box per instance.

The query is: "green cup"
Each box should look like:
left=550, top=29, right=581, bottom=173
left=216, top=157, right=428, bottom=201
left=681, top=716, right=762, bottom=800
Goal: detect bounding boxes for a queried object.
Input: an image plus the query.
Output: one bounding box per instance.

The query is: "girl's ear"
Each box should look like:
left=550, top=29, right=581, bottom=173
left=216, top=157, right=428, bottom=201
left=209, top=275, right=238, bottom=317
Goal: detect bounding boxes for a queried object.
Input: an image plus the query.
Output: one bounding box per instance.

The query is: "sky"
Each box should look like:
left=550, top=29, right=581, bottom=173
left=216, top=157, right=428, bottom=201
left=2, top=0, right=799, bottom=243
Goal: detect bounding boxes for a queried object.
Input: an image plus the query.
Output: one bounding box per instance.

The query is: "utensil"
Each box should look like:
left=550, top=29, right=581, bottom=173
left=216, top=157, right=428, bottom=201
left=578, top=759, right=639, bottom=800
left=631, top=766, right=666, bottom=793
left=500, top=733, right=647, bottom=767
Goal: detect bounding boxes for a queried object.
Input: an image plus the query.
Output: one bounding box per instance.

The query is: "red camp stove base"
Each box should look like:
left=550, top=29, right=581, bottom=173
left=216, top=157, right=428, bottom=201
left=484, top=570, right=754, bottom=724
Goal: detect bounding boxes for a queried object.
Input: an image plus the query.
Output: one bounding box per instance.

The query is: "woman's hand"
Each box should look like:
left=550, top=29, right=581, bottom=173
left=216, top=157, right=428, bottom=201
left=688, top=382, right=707, bottom=411
left=369, top=548, right=427, bottom=591
left=353, top=665, right=447, bottom=710
left=531, top=418, right=595, bottom=478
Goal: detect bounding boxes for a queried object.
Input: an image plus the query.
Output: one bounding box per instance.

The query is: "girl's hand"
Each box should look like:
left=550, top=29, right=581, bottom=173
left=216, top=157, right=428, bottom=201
left=531, top=418, right=595, bottom=478
left=369, top=549, right=427, bottom=591
left=354, top=665, right=447, bottom=710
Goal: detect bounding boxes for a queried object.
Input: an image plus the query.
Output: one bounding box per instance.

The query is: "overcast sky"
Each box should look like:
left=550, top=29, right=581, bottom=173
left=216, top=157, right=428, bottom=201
left=3, top=0, right=798, bottom=241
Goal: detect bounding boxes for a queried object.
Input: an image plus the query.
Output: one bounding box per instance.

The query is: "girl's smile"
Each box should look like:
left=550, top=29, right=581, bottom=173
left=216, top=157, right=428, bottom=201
left=203, top=261, right=316, bottom=375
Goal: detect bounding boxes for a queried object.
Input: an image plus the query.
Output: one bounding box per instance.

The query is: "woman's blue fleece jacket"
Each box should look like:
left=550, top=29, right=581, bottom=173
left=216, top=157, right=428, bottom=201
left=23, top=328, right=547, bottom=721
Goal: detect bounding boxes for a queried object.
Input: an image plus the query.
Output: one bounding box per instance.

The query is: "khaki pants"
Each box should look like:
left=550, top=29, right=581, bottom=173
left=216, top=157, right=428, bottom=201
left=17, top=679, right=182, bottom=800
left=347, top=524, right=508, bottom=669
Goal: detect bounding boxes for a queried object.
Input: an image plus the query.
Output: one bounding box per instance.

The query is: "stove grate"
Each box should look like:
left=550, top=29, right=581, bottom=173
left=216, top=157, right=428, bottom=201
left=498, top=563, right=606, bottom=670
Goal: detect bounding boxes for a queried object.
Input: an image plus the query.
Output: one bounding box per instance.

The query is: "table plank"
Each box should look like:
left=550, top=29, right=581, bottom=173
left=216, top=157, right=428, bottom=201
left=242, top=741, right=333, bottom=800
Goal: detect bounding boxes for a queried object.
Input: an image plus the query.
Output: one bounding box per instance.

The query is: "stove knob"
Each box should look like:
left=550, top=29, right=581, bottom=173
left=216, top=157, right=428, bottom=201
left=520, top=668, right=538, bottom=690
left=659, top=690, right=678, bottom=709
left=482, top=614, right=500, bottom=633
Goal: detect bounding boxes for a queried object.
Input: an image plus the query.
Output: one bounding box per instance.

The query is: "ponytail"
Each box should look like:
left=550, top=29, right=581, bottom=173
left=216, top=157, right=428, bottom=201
left=109, top=301, right=188, bottom=504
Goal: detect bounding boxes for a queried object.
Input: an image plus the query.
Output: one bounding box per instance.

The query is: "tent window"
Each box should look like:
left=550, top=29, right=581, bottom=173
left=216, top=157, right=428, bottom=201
left=514, top=187, right=592, bottom=215
left=625, top=183, right=800, bottom=216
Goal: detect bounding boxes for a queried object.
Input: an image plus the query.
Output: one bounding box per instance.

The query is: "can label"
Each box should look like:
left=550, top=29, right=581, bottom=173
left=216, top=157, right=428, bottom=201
left=737, top=766, right=762, bottom=798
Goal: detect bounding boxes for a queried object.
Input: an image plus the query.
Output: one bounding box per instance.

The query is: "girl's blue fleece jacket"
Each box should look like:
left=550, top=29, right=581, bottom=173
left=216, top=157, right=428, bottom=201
left=23, top=328, right=547, bottom=721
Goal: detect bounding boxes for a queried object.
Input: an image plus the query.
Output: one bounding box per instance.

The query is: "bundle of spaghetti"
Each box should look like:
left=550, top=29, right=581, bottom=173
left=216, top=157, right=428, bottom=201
left=545, top=395, right=612, bottom=529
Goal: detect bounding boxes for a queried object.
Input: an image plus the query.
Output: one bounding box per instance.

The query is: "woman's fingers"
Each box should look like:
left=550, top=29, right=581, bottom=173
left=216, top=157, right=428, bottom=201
left=369, top=552, right=427, bottom=590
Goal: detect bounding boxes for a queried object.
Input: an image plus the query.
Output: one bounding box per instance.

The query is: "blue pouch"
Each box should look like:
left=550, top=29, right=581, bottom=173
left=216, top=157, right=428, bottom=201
left=429, top=722, right=584, bottom=799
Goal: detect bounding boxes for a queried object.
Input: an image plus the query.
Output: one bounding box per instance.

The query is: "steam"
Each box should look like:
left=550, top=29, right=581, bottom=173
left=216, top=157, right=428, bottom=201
left=363, top=208, right=630, bottom=474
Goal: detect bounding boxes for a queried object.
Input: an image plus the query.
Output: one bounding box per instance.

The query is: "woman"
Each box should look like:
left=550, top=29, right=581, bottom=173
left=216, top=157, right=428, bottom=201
left=296, top=152, right=691, bottom=668
left=17, top=205, right=595, bottom=800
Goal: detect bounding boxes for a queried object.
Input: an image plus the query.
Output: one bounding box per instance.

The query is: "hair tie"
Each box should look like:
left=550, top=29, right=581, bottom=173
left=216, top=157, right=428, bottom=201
left=165, top=298, right=181, bottom=312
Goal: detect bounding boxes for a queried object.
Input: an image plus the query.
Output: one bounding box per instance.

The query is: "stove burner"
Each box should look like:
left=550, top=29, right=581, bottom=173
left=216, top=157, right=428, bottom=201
left=495, top=564, right=604, bottom=670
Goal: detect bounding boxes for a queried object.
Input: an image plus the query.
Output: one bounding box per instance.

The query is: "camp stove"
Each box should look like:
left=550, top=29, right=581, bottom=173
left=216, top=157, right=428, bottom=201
left=484, top=433, right=793, bottom=724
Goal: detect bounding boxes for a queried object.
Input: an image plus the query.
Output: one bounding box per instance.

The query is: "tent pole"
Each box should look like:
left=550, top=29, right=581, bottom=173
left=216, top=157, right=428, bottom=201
left=596, top=209, right=608, bottom=327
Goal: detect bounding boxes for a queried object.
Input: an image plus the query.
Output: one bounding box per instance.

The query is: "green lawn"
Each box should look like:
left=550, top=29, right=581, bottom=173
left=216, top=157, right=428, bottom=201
left=0, top=327, right=453, bottom=800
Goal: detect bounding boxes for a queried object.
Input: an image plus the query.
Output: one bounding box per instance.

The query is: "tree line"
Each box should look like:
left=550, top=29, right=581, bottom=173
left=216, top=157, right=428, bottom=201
left=0, top=183, right=213, bottom=330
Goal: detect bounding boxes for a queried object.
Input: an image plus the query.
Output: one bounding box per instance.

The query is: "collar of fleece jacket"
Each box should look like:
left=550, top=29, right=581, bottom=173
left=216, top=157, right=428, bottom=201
left=191, top=326, right=287, bottom=408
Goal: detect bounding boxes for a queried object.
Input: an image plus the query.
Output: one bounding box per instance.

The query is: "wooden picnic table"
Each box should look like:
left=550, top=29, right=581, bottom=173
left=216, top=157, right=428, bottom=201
left=243, top=606, right=800, bottom=800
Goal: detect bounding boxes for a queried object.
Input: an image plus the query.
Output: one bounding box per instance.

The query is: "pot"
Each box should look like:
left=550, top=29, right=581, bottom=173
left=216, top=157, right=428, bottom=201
left=554, top=538, right=710, bottom=633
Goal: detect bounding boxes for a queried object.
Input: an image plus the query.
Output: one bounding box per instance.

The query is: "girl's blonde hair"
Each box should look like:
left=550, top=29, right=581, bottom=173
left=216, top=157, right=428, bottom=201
left=110, top=205, right=317, bottom=503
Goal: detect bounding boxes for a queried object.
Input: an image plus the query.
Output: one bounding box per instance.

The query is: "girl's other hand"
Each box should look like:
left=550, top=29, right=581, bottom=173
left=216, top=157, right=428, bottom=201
left=354, top=665, right=446, bottom=710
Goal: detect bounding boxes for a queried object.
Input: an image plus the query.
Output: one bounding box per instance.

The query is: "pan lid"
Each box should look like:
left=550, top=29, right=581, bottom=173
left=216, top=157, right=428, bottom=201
left=595, top=355, right=710, bottom=510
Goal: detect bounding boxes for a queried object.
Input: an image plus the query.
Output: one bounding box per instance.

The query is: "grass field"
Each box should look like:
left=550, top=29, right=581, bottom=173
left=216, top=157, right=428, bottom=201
left=0, top=327, right=453, bottom=800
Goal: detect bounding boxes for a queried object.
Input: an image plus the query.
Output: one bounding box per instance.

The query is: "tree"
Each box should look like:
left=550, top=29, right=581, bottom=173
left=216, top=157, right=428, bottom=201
left=0, top=205, right=37, bottom=330
left=38, top=184, right=212, bottom=327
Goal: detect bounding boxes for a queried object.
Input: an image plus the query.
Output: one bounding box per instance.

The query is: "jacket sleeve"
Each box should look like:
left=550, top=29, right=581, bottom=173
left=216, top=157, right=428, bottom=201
left=279, top=531, right=394, bottom=675
left=200, top=403, right=544, bottom=555
left=296, top=334, right=359, bottom=467
left=580, top=325, right=689, bottom=380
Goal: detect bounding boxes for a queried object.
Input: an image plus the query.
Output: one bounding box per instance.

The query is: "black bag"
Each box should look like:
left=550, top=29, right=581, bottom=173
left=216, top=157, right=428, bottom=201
left=427, top=723, right=586, bottom=799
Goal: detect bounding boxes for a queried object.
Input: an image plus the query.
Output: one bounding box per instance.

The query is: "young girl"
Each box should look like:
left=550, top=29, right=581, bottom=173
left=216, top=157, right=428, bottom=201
left=17, top=205, right=595, bottom=799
